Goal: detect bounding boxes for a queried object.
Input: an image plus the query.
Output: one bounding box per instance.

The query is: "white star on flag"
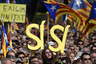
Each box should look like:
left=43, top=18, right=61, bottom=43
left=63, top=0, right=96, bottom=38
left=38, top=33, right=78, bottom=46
left=75, top=0, right=82, bottom=7
left=94, top=8, right=96, bottom=10
left=50, top=5, right=56, bottom=12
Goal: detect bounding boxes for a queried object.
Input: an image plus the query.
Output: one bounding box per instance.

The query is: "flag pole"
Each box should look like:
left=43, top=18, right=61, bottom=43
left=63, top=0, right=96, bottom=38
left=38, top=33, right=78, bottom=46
left=46, top=0, right=50, bottom=44
left=47, top=12, right=50, bottom=44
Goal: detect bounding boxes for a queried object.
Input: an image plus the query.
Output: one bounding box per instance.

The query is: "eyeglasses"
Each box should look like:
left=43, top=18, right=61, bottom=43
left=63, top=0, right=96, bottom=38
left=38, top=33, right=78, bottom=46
left=19, top=56, right=25, bottom=59
left=84, top=58, right=91, bottom=61
left=7, top=55, right=15, bottom=59
left=71, top=49, right=74, bottom=50
left=92, top=49, right=96, bottom=51
left=91, top=39, right=96, bottom=41
left=78, top=43, right=83, bottom=45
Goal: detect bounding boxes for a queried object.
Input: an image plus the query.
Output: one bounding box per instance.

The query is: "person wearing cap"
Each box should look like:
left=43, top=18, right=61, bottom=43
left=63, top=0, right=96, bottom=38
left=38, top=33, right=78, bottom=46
left=48, top=41, right=55, bottom=48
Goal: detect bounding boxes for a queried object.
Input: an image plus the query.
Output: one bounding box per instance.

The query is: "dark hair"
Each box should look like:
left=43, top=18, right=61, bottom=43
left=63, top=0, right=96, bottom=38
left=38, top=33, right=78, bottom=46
left=14, top=47, right=19, bottom=50
left=90, top=45, right=96, bottom=51
left=77, top=40, right=84, bottom=45
left=29, top=56, right=39, bottom=64
left=41, top=48, right=54, bottom=64
left=6, top=51, right=15, bottom=58
left=16, top=52, right=25, bottom=58
left=61, top=57, right=71, bottom=63
left=12, top=40, right=20, bottom=45
left=81, top=53, right=90, bottom=60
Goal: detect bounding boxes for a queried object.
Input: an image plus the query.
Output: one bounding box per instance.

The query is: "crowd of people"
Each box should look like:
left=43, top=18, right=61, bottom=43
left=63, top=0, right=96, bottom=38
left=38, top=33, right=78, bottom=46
left=0, top=0, right=95, bottom=64
left=0, top=21, right=96, bottom=64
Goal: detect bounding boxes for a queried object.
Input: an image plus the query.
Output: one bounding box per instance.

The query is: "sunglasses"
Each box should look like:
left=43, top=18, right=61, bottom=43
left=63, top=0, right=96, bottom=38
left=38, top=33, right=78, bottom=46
left=78, top=43, right=83, bottom=45
left=19, top=56, right=25, bottom=59
left=71, top=49, right=74, bottom=50
left=91, top=39, right=96, bottom=41
left=7, top=55, right=15, bottom=59
left=92, top=49, right=96, bottom=51
left=84, top=58, right=91, bottom=61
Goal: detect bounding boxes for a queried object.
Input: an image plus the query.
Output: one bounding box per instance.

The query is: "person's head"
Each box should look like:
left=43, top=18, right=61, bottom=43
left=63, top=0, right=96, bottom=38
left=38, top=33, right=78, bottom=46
left=38, top=58, right=43, bottom=64
left=75, top=46, right=81, bottom=54
left=69, top=46, right=75, bottom=52
left=27, top=40, right=34, bottom=47
left=12, top=40, right=20, bottom=46
left=81, top=46, right=90, bottom=54
left=75, top=62, right=83, bottom=64
left=48, top=41, right=55, bottom=48
left=22, top=42, right=27, bottom=48
left=61, top=57, right=71, bottom=64
left=6, top=55, right=15, bottom=64
left=29, top=56, right=39, bottom=64
left=14, top=47, right=19, bottom=52
left=90, top=34, right=96, bottom=43
left=75, top=31, right=82, bottom=37
left=69, top=40, right=74, bottom=46
left=90, top=51, right=96, bottom=63
left=42, top=48, right=53, bottom=59
left=59, top=52, right=66, bottom=60
left=16, top=52, right=25, bottom=61
left=81, top=53, right=91, bottom=64
left=88, top=43, right=94, bottom=49
left=91, top=45, right=96, bottom=51
left=65, top=42, right=69, bottom=49
left=68, top=52, right=75, bottom=63
left=2, top=58, right=12, bottom=64
left=6, top=51, right=15, bottom=58
left=77, top=40, right=84, bottom=48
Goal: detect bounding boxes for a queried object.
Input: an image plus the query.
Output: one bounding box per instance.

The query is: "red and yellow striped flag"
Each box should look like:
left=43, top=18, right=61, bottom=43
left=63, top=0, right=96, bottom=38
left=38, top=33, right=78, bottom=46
left=1, top=22, right=8, bottom=58
left=48, top=0, right=56, bottom=2
left=26, top=14, right=29, bottom=29
left=67, top=0, right=92, bottom=40
left=14, top=22, right=19, bottom=30
left=8, top=23, right=12, bottom=47
left=81, top=0, right=96, bottom=40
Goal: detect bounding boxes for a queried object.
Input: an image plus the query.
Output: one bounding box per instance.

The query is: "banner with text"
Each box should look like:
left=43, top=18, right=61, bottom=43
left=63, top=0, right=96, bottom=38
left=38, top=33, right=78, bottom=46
left=0, top=3, right=26, bottom=23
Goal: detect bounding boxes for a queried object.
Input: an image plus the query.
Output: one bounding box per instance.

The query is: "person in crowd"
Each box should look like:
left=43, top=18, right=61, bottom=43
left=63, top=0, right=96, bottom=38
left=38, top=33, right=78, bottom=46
left=81, top=53, right=91, bottom=64
left=75, top=46, right=81, bottom=55
left=81, top=46, right=90, bottom=54
left=77, top=40, right=84, bottom=49
left=2, top=58, right=12, bottom=64
left=41, top=48, right=54, bottom=64
left=29, top=56, right=39, bottom=64
left=90, top=45, right=96, bottom=51
left=59, top=52, right=66, bottom=60
left=16, top=52, right=26, bottom=64
left=69, top=46, right=75, bottom=52
left=89, top=33, right=96, bottom=43
left=61, top=57, right=71, bottom=64
left=68, top=52, right=75, bottom=63
left=90, top=51, right=96, bottom=63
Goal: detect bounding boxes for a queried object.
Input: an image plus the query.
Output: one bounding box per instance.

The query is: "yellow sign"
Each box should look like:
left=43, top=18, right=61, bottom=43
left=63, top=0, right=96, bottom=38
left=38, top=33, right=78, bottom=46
left=0, top=3, right=26, bottom=23
left=26, top=20, right=70, bottom=53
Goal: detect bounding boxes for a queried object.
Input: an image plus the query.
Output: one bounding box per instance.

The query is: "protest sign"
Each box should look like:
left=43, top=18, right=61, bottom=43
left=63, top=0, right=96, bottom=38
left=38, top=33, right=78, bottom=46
left=0, top=3, right=26, bottom=23
left=26, top=20, right=70, bottom=53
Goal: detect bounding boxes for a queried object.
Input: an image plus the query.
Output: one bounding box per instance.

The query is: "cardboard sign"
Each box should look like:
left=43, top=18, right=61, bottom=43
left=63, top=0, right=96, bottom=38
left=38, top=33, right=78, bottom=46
left=0, top=3, right=26, bottom=23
